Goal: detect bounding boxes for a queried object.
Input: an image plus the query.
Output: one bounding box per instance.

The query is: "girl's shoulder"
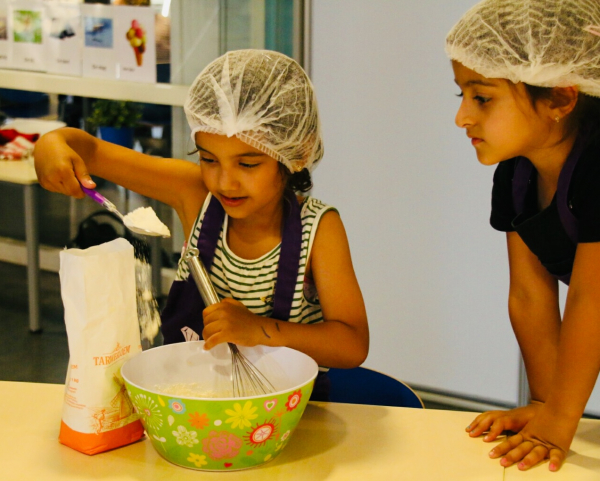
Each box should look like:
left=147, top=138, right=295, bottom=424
left=298, top=195, right=339, bottom=226
left=298, top=195, right=337, bottom=213
left=301, top=196, right=346, bottom=275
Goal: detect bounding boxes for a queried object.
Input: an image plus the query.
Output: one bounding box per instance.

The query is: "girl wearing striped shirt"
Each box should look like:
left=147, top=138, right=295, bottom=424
left=34, top=50, right=369, bottom=399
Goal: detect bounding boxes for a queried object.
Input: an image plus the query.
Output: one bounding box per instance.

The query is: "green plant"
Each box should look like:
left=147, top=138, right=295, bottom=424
left=87, top=99, right=142, bottom=129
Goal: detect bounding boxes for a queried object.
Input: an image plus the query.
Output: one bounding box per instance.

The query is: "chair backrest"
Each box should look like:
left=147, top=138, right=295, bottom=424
left=328, top=367, right=424, bottom=408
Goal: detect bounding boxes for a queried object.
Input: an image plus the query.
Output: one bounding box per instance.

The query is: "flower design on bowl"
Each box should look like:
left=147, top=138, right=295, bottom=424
left=172, top=425, right=199, bottom=447
left=202, top=430, right=243, bottom=460
left=168, top=398, right=186, bottom=414
left=225, top=401, right=258, bottom=429
left=245, top=419, right=278, bottom=448
left=132, top=393, right=163, bottom=430
left=285, top=390, right=302, bottom=411
left=188, top=412, right=209, bottom=430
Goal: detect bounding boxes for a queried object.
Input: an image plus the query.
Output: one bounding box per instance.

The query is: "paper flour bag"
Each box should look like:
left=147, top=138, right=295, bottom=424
left=58, top=238, right=144, bottom=455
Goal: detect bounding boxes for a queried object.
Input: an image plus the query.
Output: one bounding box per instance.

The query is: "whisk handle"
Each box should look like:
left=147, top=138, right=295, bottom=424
left=184, top=248, right=220, bottom=306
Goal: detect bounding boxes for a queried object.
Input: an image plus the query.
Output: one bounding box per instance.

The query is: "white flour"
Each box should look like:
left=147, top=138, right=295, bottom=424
left=135, top=257, right=161, bottom=344
left=124, top=207, right=171, bottom=237
left=154, top=382, right=233, bottom=398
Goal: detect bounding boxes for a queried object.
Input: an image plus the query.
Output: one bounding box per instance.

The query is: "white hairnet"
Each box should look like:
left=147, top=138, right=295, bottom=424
left=184, top=49, right=323, bottom=173
left=446, top=0, right=600, bottom=97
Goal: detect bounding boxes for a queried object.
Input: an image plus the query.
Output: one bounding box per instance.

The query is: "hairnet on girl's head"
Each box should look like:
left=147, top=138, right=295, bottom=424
left=446, top=0, right=600, bottom=97
left=184, top=49, right=324, bottom=173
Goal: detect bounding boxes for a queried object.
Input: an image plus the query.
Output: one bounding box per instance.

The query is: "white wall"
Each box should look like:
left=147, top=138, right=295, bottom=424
left=310, top=1, right=520, bottom=404
left=310, top=0, right=600, bottom=414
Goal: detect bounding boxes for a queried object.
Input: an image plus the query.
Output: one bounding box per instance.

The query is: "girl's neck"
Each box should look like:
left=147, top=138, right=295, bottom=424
left=226, top=198, right=285, bottom=260
left=529, top=131, right=578, bottom=210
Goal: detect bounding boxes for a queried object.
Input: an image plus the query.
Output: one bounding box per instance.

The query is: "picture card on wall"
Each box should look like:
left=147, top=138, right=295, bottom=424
left=44, top=1, right=82, bottom=76
left=114, top=5, right=155, bottom=83
left=81, top=3, right=115, bottom=79
left=9, top=0, right=46, bottom=72
left=0, top=0, right=11, bottom=68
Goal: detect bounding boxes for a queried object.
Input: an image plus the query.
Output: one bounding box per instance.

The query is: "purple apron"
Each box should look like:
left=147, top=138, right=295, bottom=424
left=160, top=189, right=330, bottom=400
left=511, top=133, right=586, bottom=285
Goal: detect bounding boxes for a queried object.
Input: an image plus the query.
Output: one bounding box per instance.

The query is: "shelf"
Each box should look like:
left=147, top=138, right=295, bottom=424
left=0, top=69, right=189, bottom=107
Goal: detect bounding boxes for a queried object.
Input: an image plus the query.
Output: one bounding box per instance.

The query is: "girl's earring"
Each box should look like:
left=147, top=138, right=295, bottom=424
left=555, top=116, right=561, bottom=123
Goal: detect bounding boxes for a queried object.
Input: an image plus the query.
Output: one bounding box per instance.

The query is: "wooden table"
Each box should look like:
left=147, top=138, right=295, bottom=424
left=1, top=381, right=501, bottom=480
left=2, top=381, right=599, bottom=480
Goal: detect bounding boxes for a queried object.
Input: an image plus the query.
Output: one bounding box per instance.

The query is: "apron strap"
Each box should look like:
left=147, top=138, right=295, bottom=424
left=196, top=195, right=226, bottom=271
left=512, top=156, right=534, bottom=215
left=196, top=189, right=302, bottom=322
left=272, top=189, right=303, bottom=321
left=556, top=134, right=586, bottom=245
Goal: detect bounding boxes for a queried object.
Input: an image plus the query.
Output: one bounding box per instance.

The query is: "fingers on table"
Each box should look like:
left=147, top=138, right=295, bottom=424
left=466, top=413, right=504, bottom=440
left=491, top=435, right=565, bottom=471
left=489, top=433, right=524, bottom=459
left=466, top=413, right=491, bottom=434
left=548, top=449, right=566, bottom=472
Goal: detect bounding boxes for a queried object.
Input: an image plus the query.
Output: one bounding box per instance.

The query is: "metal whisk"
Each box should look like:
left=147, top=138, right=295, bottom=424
left=184, top=248, right=276, bottom=397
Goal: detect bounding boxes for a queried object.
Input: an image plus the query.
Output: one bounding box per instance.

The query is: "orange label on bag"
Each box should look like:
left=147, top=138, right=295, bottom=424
left=59, top=419, right=144, bottom=455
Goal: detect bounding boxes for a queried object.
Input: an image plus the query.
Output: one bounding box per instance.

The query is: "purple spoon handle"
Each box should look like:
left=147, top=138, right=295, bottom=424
left=80, top=185, right=124, bottom=221
left=81, top=186, right=107, bottom=205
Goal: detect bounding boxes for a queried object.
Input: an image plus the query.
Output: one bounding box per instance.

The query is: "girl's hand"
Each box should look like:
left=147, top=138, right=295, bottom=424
left=466, top=403, right=542, bottom=442
left=202, top=298, right=266, bottom=349
left=34, top=130, right=96, bottom=198
left=488, top=406, right=578, bottom=471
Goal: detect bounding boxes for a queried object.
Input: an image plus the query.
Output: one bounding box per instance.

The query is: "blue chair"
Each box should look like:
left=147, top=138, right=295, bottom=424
left=328, top=367, right=424, bottom=408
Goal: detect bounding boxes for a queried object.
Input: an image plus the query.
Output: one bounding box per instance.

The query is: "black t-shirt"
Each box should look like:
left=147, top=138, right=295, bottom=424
left=490, top=138, right=600, bottom=243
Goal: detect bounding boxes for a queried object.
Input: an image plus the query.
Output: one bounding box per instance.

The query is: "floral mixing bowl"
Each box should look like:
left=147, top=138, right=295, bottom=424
left=121, top=341, right=318, bottom=471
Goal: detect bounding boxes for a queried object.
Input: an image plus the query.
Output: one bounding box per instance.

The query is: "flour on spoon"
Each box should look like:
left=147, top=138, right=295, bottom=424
left=124, top=206, right=171, bottom=237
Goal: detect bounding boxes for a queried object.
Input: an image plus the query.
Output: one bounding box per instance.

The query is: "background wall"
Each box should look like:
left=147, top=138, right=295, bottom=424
left=311, top=0, right=519, bottom=406
left=310, top=0, right=600, bottom=413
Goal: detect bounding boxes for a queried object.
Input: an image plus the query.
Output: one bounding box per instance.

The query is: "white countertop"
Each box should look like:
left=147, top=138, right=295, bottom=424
left=0, top=159, right=38, bottom=185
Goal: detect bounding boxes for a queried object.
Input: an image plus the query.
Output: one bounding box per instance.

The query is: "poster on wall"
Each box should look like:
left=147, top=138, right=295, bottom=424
left=44, top=1, right=81, bottom=76
left=0, top=0, right=11, bottom=68
left=114, top=5, right=155, bottom=83
left=81, top=3, right=115, bottom=79
left=9, top=0, right=46, bottom=72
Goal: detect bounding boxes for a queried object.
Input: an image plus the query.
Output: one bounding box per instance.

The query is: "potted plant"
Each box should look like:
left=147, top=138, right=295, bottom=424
left=87, top=99, right=142, bottom=149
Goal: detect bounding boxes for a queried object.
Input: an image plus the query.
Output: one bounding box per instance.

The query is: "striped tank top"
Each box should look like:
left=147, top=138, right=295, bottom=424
left=175, top=194, right=336, bottom=326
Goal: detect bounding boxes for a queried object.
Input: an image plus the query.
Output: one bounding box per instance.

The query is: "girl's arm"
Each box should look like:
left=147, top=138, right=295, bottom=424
left=202, top=210, right=370, bottom=368
left=490, top=241, right=600, bottom=471
left=467, top=232, right=561, bottom=440
left=34, top=127, right=207, bottom=237
left=507, top=232, right=562, bottom=401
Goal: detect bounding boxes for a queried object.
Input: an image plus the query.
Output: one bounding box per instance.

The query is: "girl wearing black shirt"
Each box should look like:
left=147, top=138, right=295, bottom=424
left=447, top=0, right=600, bottom=472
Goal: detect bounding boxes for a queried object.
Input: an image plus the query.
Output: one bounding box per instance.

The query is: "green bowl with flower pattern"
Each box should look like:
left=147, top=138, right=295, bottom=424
left=121, top=341, right=318, bottom=471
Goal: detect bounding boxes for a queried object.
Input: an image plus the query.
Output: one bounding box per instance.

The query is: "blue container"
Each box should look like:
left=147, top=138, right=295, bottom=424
left=98, top=126, right=134, bottom=149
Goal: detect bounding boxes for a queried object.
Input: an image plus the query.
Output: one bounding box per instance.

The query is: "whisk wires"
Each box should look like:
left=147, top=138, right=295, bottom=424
left=184, top=248, right=277, bottom=397
left=229, top=343, right=276, bottom=397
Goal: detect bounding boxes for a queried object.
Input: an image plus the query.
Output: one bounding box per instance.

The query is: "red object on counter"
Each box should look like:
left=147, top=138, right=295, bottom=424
left=0, top=129, right=39, bottom=160
left=0, top=128, right=40, bottom=145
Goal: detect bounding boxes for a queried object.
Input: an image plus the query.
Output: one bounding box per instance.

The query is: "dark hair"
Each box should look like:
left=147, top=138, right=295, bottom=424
left=524, top=84, right=600, bottom=143
left=187, top=145, right=314, bottom=193
left=279, top=165, right=313, bottom=193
